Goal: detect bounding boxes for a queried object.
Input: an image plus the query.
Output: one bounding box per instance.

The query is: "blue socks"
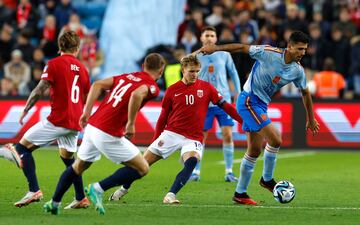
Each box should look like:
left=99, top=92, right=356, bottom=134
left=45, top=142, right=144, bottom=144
left=60, top=156, right=85, bottom=201
left=99, top=166, right=142, bottom=192
left=16, top=143, right=39, bottom=192
left=169, top=157, right=198, bottom=194
left=223, top=143, right=234, bottom=173
left=53, top=166, right=78, bottom=202
left=235, top=153, right=257, bottom=194
left=262, top=144, right=279, bottom=182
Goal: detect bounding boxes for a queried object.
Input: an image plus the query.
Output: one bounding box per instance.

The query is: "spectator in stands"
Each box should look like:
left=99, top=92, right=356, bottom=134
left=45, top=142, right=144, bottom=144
left=337, top=7, right=357, bottom=40
left=0, top=0, right=13, bottom=28
left=162, top=48, right=185, bottom=89
left=4, top=49, right=30, bottom=95
left=234, top=10, right=259, bottom=43
left=302, top=22, right=329, bottom=71
left=61, top=13, right=88, bottom=40
left=187, top=8, right=207, bottom=40
left=350, top=33, right=360, bottom=99
left=37, top=0, right=57, bottom=28
left=219, top=26, right=235, bottom=44
left=180, top=28, right=198, bottom=54
left=257, top=25, right=275, bottom=46
left=15, top=0, right=38, bottom=35
left=40, top=14, right=58, bottom=59
left=27, top=64, right=43, bottom=92
left=327, top=24, right=351, bottom=78
left=281, top=4, right=307, bottom=34
left=312, top=57, right=346, bottom=99
left=205, top=3, right=224, bottom=28
left=79, top=33, right=103, bottom=80
left=0, top=26, right=14, bottom=65
left=13, top=30, right=35, bottom=63
left=31, top=48, right=45, bottom=69
left=312, top=10, right=331, bottom=39
left=54, top=0, right=75, bottom=29
left=0, top=77, right=17, bottom=96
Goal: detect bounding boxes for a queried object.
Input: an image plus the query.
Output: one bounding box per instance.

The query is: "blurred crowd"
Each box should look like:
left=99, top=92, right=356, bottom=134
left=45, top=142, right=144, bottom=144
left=159, top=0, right=360, bottom=99
left=1, top=0, right=360, bottom=100
left=0, top=0, right=106, bottom=97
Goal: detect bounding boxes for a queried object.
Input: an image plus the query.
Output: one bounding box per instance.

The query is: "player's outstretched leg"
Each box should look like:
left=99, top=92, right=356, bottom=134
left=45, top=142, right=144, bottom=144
left=14, top=143, right=42, bottom=207
left=188, top=161, right=201, bottom=182
left=164, top=157, right=198, bottom=204
left=60, top=156, right=89, bottom=209
left=233, top=153, right=258, bottom=205
left=0, top=144, right=23, bottom=168
left=223, top=143, right=238, bottom=182
left=260, top=143, right=279, bottom=192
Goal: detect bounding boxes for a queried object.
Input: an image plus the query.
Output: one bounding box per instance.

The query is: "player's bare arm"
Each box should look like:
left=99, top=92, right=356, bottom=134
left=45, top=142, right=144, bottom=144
left=20, top=80, right=51, bottom=125
left=200, top=43, right=250, bottom=54
left=125, top=84, right=149, bottom=139
left=79, top=77, right=114, bottom=128
left=301, top=88, right=320, bottom=135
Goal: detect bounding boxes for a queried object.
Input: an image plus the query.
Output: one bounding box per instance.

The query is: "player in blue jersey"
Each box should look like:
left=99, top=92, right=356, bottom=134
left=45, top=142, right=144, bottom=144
left=189, top=26, right=241, bottom=182
left=200, top=31, right=320, bottom=205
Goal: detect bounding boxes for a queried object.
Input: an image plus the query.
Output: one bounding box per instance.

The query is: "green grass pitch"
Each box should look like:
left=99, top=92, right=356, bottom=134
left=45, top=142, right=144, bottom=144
left=0, top=148, right=359, bottom=225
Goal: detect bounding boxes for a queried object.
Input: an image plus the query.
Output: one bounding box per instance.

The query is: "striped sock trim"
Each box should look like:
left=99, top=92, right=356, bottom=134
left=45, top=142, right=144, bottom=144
left=243, top=153, right=257, bottom=164
left=265, top=144, right=279, bottom=153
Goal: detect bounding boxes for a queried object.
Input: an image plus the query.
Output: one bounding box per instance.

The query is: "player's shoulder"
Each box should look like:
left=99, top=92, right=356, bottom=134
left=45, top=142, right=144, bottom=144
left=263, top=45, right=284, bottom=54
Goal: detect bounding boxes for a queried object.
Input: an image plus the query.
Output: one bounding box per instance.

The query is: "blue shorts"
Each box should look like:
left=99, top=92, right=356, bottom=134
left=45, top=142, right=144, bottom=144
left=203, top=106, right=234, bottom=131
left=236, top=92, right=271, bottom=132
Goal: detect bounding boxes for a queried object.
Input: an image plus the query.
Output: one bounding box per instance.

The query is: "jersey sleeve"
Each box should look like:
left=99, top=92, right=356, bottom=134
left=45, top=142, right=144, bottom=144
left=248, top=45, right=269, bottom=61
left=208, top=84, right=223, bottom=104
left=293, top=66, right=307, bottom=90
left=41, top=63, right=54, bottom=83
left=146, top=83, right=160, bottom=99
left=225, top=52, right=241, bottom=93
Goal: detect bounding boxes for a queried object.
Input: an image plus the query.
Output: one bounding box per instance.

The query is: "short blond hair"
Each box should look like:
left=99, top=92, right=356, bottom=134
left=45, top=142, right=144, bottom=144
left=180, top=54, right=201, bottom=68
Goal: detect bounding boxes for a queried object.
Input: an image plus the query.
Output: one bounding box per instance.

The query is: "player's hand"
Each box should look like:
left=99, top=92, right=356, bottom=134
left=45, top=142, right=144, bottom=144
left=306, top=119, right=320, bottom=136
left=125, top=122, right=135, bottom=140
left=79, top=113, right=90, bottom=129
left=19, top=110, right=28, bottom=125
left=199, top=45, right=218, bottom=55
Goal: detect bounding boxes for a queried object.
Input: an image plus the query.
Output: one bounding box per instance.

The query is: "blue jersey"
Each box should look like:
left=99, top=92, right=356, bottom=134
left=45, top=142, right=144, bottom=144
left=197, top=51, right=240, bottom=106
left=243, top=45, right=307, bottom=104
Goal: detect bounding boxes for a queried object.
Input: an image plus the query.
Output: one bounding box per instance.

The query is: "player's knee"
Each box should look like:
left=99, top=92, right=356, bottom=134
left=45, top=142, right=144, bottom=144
left=269, top=136, right=282, bottom=148
left=137, top=163, right=150, bottom=176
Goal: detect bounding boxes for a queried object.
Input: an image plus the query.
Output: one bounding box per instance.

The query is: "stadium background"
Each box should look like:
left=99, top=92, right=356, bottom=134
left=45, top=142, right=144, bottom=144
left=0, top=0, right=359, bottom=148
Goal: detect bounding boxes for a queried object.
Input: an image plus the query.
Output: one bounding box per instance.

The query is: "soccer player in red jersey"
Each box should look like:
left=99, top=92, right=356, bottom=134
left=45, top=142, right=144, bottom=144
left=109, top=55, right=243, bottom=204
left=0, top=31, right=91, bottom=208
left=43, top=53, right=166, bottom=215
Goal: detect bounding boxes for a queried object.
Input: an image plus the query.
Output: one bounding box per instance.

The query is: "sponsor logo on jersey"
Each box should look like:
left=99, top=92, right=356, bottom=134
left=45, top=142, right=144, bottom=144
left=197, top=90, right=203, bottom=98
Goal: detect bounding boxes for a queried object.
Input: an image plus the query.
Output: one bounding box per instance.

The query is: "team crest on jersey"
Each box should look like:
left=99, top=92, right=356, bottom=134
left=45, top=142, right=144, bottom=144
left=158, top=140, right=164, bottom=147
left=197, top=90, right=203, bottom=98
left=150, top=85, right=156, bottom=94
left=272, top=76, right=281, bottom=84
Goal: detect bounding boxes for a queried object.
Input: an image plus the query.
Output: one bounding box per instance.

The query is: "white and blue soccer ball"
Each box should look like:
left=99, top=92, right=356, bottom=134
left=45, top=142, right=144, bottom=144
left=273, top=180, right=296, bottom=204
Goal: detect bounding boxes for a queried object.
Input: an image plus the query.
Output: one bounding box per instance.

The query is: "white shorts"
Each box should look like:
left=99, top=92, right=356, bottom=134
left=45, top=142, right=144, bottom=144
left=77, top=124, right=140, bottom=164
left=24, top=119, right=79, bottom=152
left=148, top=130, right=203, bottom=161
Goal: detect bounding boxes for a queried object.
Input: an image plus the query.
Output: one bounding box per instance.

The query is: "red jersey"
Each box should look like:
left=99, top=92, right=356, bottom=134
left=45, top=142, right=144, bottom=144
left=159, top=79, right=222, bottom=142
left=41, top=54, right=90, bottom=131
left=89, top=72, right=160, bottom=137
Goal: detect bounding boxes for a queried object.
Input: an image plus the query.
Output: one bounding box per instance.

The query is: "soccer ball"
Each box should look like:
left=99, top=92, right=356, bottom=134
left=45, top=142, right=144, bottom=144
left=273, top=180, right=296, bottom=204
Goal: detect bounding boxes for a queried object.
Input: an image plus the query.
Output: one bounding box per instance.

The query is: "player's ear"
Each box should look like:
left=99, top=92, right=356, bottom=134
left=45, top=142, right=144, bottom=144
left=141, top=63, right=145, bottom=71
